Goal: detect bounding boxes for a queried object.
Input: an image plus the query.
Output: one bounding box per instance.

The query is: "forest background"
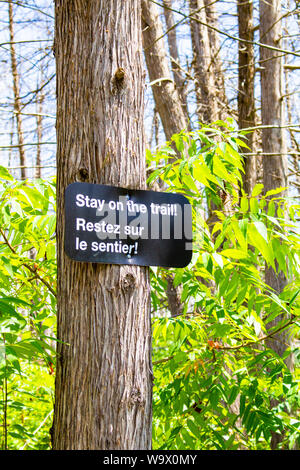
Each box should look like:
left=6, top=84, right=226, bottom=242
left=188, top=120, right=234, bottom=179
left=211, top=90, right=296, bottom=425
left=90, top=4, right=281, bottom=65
left=0, top=0, right=299, bottom=450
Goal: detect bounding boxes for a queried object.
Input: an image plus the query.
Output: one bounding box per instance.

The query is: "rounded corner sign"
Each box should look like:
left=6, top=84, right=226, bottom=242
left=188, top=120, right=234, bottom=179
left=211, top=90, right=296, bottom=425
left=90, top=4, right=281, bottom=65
left=64, top=182, right=193, bottom=268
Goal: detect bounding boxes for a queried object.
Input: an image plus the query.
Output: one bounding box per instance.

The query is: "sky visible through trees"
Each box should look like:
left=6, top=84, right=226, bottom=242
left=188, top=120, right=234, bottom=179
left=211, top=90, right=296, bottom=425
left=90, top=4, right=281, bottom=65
left=0, top=0, right=299, bottom=451
left=0, top=0, right=299, bottom=193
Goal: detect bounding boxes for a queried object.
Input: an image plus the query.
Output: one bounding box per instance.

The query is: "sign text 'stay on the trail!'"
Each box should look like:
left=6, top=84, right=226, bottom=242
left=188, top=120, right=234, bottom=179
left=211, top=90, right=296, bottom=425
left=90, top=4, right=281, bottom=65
left=64, top=182, right=192, bottom=268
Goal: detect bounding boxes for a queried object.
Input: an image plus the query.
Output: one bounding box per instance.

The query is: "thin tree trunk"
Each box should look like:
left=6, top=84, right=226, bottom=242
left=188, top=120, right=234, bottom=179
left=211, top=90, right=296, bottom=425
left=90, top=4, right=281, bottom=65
left=237, top=0, right=257, bottom=195
left=163, top=0, right=189, bottom=120
left=189, top=0, right=219, bottom=124
left=142, top=0, right=187, bottom=317
left=141, top=0, right=187, bottom=141
left=260, top=0, right=291, bottom=449
left=35, top=76, right=44, bottom=179
left=8, top=0, right=26, bottom=180
left=52, top=0, right=152, bottom=450
left=260, top=0, right=287, bottom=198
left=283, top=19, right=300, bottom=197
left=203, top=0, right=229, bottom=119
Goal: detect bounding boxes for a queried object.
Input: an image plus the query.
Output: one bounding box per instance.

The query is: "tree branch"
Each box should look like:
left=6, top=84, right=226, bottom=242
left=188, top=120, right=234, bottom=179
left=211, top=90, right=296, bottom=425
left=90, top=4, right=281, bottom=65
left=0, top=228, right=56, bottom=297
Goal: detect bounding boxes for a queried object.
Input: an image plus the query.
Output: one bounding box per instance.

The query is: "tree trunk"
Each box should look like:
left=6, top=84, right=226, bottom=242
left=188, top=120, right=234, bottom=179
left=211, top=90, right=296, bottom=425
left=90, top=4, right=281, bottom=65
left=237, top=0, right=257, bottom=195
left=189, top=0, right=219, bottom=124
left=203, top=0, right=229, bottom=119
left=8, top=0, right=27, bottom=180
left=260, top=0, right=291, bottom=449
left=260, top=0, right=288, bottom=298
left=260, top=0, right=287, bottom=197
left=142, top=0, right=187, bottom=317
left=52, top=0, right=152, bottom=450
left=189, top=0, right=229, bottom=124
left=141, top=0, right=187, bottom=141
left=163, top=0, right=189, bottom=119
left=35, top=75, right=44, bottom=179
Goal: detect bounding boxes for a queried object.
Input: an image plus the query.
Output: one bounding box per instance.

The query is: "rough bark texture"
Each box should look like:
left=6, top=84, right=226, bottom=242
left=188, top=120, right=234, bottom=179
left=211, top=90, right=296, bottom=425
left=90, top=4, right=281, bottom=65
left=141, top=0, right=187, bottom=141
left=237, top=0, right=256, bottom=194
left=52, top=0, right=152, bottom=450
left=189, top=0, right=218, bottom=124
left=35, top=79, right=44, bottom=179
left=8, top=0, right=26, bottom=180
left=203, top=0, right=229, bottom=118
left=189, top=0, right=229, bottom=124
left=163, top=0, right=189, bottom=120
left=260, top=0, right=287, bottom=198
left=260, top=0, right=291, bottom=449
left=142, top=0, right=186, bottom=317
left=260, top=0, right=288, bottom=301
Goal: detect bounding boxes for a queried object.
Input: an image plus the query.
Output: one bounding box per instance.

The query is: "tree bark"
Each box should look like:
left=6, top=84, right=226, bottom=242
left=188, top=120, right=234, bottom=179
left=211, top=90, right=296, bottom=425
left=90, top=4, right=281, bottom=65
left=260, top=0, right=287, bottom=198
left=52, top=0, right=152, bottom=450
left=203, top=0, right=229, bottom=119
left=8, top=0, right=27, bottom=180
left=237, top=0, right=257, bottom=195
left=142, top=0, right=187, bottom=317
left=141, top=0, right=187, bottom=141
left=189, top=0, right=229, bottom=124
left=189, top=0, right=218, bottom=124
left=260, top=0, right=288, bottom=293
left=260, top=0, right=291, bottom=449
left=163, top=0, right=189, bottom=120
left=35, top=76, right=44, bottom=179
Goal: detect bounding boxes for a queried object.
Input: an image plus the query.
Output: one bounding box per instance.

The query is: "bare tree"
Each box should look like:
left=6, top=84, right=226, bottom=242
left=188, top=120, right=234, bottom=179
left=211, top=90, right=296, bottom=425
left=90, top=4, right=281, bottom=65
left=8, top=0, right=26, bottom=180
left=142, top=0, right=188, bottom=141
left=189, top=0, right=219, bottom=123
left=163, top=0, right=189, bottom=118
left=260, top=0, right=293, bottom=450
left=237, top=0, right=257, bottom=194
left=35, top=73, right=45, bottom=179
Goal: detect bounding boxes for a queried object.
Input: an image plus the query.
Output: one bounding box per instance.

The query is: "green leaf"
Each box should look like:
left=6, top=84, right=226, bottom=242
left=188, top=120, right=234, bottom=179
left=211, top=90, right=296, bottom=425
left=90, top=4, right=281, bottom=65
left=253, top=221, right=268, bottom=242
left=240, top=196, right=248, bottom=212
left=0, top=165, right=14, bottom=181
left=212, top=252, right=224, bottom=268
left=182, top=168, right=199, bottom=193
left=187, top=419, right=199, bottom=438
left=193, top=161, right=212, bottom=189
left=251, top=184, right=264, bottom=197
left=228, top=385, right=239, bottom=405
left=220, top=248, right=248, bottom=259
left=289, top=288, right=300, bottom=306
left=248, top=222, right=274, bottom=267
left=265, top=187, right=287, bottom=197
left=250, top=197, right=259, bottom=214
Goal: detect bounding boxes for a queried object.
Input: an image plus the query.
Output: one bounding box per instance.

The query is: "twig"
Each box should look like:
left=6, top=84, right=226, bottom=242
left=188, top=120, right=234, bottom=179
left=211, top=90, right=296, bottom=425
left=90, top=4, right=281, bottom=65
left=152, top=317, right=296, bottom=365
left=0, top=228, right=56, bottom=297
left=150, top=0, right=300, bottom=58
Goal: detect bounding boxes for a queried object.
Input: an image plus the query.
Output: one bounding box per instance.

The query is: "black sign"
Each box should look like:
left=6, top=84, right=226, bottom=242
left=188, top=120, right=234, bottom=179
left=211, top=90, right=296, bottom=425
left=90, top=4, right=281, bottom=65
left=64, top=182, right=192, bottom=268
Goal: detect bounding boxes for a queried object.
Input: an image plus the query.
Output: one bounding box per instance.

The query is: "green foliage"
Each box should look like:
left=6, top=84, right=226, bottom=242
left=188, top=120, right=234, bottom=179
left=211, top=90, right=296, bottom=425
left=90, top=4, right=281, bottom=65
left=0, top=168, right=56, bottom=449
left=148, top=120, right=300, bottom=450
left=0, top=119, right=299, bottom=450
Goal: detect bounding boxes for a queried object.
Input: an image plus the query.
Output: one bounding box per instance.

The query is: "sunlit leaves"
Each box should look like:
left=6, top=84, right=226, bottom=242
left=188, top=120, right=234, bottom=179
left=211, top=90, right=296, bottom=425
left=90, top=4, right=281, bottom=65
left=149, top=122, right=300, bottom=450
left=0, top=171, right=56, bottom=450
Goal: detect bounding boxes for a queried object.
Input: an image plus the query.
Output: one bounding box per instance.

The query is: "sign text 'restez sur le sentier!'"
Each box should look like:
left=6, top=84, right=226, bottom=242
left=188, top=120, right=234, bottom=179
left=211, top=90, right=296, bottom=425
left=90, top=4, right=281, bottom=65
left=64, top=182, right=192, bottom=268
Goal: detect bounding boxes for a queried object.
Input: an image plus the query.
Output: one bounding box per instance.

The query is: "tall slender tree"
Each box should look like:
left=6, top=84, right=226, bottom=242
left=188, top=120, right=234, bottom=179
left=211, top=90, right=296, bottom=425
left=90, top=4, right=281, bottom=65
left=260, top=0, right=292, bottom=450
left=142, top=0, right=188, bottom=317
left=141, top=0, right=188, bottom=140
left=8, top=0, right=27, bottom=180
left=163, top=0, right=189, bottom=119
left=189, top=0, right=219, bottom=124
left=237, top=0, right=257, bottom=194
left=52, top=0, right=152, bottom=450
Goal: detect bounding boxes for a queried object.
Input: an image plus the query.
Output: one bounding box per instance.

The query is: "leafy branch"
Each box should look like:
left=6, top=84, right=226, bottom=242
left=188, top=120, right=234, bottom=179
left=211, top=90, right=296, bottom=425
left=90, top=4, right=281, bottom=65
left=0, top=228, right=56, bottom=297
